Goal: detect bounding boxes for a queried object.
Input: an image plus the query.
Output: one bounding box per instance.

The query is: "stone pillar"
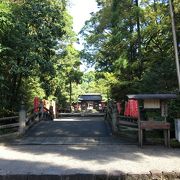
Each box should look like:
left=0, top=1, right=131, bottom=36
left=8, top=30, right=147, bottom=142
left=51, top=100, right=56, bottom=119
left=19, top=102, right=26, bottom=134
left=112, top=106, right=118, bottom=133
left=109, top=101, right=118, bottom=133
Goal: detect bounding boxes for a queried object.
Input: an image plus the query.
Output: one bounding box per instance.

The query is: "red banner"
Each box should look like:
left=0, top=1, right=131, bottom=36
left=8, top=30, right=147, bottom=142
left=34, top=97, right=39, bottom=113
left=124, top=100, right=139, bottom=118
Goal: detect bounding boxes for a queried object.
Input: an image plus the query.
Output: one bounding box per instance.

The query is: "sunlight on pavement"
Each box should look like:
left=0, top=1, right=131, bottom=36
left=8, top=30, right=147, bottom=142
left=0, top=145, right=180, bottom=174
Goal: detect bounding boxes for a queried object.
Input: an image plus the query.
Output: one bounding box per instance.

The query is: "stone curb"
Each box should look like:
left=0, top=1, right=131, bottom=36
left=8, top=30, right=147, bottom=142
left=0, top=172, right=180, bottom=180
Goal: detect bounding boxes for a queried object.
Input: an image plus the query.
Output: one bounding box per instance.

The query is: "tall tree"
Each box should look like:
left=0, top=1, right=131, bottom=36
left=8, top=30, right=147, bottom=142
left=80, top=0, right=178, bottom=100
left=0, top=0, right=79, bottom=113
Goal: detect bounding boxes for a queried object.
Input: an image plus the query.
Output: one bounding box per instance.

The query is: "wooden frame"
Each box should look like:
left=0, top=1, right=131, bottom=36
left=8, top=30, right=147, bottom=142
left=127, top=94, right=177, bottom=147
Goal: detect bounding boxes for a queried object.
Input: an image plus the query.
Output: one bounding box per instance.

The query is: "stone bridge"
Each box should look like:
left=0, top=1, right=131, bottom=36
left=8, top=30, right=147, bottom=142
left=13, top=116, right=135, bottom=145
left=0, top=115, right=180, bottom=179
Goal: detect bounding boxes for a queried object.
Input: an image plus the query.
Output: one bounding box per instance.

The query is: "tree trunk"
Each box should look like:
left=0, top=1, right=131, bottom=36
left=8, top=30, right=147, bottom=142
left=135, top=0, right=143, bottom=79
left=169, top=0, right=180, bottom=91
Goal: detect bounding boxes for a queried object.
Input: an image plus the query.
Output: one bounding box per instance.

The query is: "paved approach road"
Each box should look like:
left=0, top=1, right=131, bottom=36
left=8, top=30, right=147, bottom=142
left=26, top=117, right=111, bottom=137
left=14, top=116, right=135, bottom=145
left=0, top=116, right=180, bottom=176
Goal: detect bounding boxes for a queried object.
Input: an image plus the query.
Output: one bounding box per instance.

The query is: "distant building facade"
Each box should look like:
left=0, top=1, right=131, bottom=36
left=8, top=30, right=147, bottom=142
left=78, top=93, right=102, bottom=111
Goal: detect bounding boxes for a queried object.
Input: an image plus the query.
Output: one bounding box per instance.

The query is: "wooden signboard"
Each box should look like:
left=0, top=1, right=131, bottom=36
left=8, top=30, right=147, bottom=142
left=144, top=99, right=160, bottom=109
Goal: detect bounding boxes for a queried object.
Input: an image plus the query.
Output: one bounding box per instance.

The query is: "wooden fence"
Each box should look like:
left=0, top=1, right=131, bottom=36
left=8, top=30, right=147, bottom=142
left=0, top=113, right=37, bottom=138
left=0, top=116, right=19, bottom=137
left=105, top=100, right=170, bottom=147
left=0, top=105, right=53, bottom=138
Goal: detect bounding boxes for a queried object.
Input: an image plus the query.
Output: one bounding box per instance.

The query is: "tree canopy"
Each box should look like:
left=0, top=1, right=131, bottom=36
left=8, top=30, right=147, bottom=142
left=80, top=0, right=179, bottom=100
left=0, top=0, right=179, bottom=116
left=0, top=0, right=82, bottom=115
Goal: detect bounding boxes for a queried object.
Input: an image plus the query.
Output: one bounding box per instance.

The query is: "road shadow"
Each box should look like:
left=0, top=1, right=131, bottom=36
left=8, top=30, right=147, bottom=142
left=0, top=117, right=180, bottom=175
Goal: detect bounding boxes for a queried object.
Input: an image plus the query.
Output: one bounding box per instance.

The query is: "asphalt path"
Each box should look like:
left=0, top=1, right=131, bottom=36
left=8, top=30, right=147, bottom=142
left=25, top=117, right=111, bottom=137
left=11, top=117, right=136, bottom=145
left=0, top=117, right=180, bottom=175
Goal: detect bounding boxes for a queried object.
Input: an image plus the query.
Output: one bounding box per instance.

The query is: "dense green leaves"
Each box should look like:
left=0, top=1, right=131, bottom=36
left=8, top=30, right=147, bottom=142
left=0, top=0, right=179, bottom=116
left=0, top=0, right=82, bottom=114
left=80, top=0, right=179, bottom=100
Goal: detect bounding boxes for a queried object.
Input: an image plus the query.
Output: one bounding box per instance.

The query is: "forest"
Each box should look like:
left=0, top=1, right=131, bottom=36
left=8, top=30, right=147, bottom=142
left=81, top=0, right=179, bottom=98
left=0, top=0, right=179, bottom=117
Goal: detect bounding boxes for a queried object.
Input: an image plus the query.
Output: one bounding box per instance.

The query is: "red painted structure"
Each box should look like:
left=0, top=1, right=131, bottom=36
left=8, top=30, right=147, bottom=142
left=34, top=97, right=39, bottom=113
left=124, top=100, right=139, bottom=118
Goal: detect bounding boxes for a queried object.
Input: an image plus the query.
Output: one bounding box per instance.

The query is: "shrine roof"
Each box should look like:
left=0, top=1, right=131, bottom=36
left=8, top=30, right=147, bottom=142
left=127, top=94, right=177, bottom=100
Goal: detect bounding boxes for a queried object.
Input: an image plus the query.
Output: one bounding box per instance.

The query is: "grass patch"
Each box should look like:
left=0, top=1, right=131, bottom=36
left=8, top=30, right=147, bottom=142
left=170, top=139, right=180, bottom=148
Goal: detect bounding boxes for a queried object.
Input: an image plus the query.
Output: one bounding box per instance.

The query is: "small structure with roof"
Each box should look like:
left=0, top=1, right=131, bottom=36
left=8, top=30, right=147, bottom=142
left=127, top=93, right=177, bottom=147
left=78, top=93, right=102, bottom=111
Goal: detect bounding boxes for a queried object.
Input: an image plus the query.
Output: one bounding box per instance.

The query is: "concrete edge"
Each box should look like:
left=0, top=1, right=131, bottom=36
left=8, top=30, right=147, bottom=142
left=0, top=172, right=180, bottom=180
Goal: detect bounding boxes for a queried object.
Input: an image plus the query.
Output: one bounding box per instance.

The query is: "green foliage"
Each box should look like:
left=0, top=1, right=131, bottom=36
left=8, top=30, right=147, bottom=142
left=55, top=44, right=82, bottom=107
left=170, top=139, right=180, bottom=148
left=23, top=77, right=46, bottom=107
left=1, top=0, right=179, bottom=118
left=72, top=71, right=117, bottom=102
left=110, top=81, right=140, bottom=100
left=80, top=0, right=179, bottom=99
left=0, top=0, right=82, bottom=115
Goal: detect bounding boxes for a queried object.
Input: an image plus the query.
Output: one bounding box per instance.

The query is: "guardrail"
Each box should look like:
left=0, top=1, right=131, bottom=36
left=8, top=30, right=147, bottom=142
left=0, top=105, right=53, bottom=138
left=0, top=112, right=41, bottom=137
left=0, top=116, right=19, bottom=137
left=105, top=100, right=171, bottom=147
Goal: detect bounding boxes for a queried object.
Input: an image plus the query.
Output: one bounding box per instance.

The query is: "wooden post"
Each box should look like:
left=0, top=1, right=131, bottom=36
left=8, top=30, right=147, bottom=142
left=19, top=102, right=26, bottom=134
left=35, top=113, right=39, bottom=122
left=140, top=129, right=143, bottom=148
left=39, top=100, right=44, bottom=120
left=137, top=101, right=142, bottom=147
left=51, top=100, right=56, bottom=119
left=161, top=101, right=168, bottom=122
left=164, top=129, right=168, bottom=147
left=167, top=129, right=170, bottom=148
left=106, top=101, right=110, bottom=121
